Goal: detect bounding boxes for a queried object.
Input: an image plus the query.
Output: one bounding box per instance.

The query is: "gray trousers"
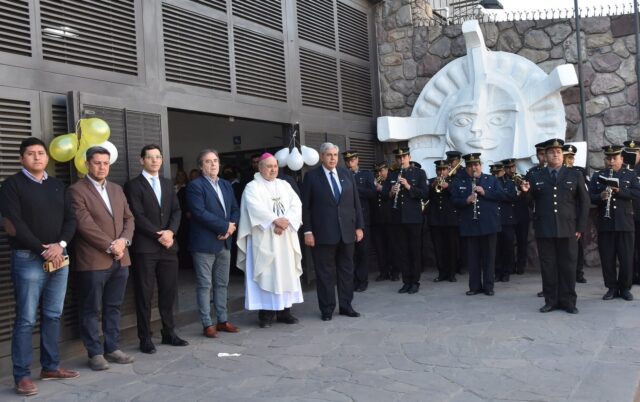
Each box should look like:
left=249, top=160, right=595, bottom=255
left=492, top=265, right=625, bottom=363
left=192, top=250, right=231, bottom=327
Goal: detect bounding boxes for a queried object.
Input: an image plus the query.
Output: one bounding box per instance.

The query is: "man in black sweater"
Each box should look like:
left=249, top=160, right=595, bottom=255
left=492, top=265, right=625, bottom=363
left=0, top=137, right=78, bottom=396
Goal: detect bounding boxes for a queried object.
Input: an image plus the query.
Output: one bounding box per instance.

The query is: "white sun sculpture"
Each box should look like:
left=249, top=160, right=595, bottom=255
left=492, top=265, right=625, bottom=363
left=378, top=20, right=581, bottom=177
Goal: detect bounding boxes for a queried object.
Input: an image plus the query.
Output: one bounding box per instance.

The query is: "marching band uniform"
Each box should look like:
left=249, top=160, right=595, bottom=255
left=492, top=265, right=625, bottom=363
left=623, top=140, right=640, bottom=285
left=496, top=159, right=519, bottom=282
left=447, top=151, right=466, bottom=275
left=563, top=144, right=588, bottom=283
left=589, top=145, right=640, bottom=301
left=428, top=160, right=459, bottom=282
left=383, top=148, right=429, bottom=294
left=371, top=162, right=398, bottom=281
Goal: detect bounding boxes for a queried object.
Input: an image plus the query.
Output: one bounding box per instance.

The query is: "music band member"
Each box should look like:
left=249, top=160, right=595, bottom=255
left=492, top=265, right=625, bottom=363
left=371, top=162, right=398, bottom=281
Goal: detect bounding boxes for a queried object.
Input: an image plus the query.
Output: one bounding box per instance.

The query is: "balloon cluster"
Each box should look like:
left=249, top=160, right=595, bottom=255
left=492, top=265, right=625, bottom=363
left=48, top=118, right=118, bottom=176
left=274, top=124, right=319, bottom=171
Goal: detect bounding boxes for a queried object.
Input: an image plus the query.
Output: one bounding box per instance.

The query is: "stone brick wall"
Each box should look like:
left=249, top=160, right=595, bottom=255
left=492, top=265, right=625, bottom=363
left=376, top=1, right=639, bottom=171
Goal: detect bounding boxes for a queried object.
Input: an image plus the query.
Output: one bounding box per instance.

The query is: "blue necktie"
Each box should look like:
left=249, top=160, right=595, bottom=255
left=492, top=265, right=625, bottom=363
left=330, top=171, right=341, bottom=202
left=151, top=177, right=161, bottom=206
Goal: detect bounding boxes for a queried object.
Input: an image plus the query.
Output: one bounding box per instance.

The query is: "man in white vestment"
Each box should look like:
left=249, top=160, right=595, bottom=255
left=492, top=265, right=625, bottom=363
left=237, top=153, right=304, bottom=328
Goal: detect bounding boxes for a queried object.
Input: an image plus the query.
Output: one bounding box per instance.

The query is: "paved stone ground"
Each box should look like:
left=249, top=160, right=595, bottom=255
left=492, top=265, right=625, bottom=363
left=2, top=267, right=640, bottom=402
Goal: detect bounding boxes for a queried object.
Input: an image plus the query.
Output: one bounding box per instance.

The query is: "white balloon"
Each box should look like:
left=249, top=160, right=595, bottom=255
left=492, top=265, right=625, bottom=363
left=301, top=145, right=319, bottom=166
left=274, top=147, right=290, bottom=167
left=97, top=140, right=118, bottom=165
left=286, top=147, right=304, bottom=171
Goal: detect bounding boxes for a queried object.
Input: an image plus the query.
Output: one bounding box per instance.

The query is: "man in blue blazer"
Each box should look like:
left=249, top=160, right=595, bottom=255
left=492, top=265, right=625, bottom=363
left=302, top=143, right=365, bottom=321
left=187, top=149, right=240, bottom=338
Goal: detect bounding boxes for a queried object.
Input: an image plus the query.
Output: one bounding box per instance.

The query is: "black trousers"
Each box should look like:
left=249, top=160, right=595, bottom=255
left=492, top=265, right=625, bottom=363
left=372, top=224, right=395, bottom=275
left=430, top=225, right=458, bottom=280
left=466, top=234, right=497, bottom=292
left=393, top=223, right=422, bottom=284
left=131, top=251, right=179, bottom=341
left=598, top=231, right=634, bottom=291
left=311, top=242, right=355, bottom=315
left=537, top=237, right=578, bottom=309
left=515, top=217, right=529, bottom=271
left=633, top=221, right=640, bottom=284
left=354, top=225, right=370, bottom=286
left=576, top=237, right=585, bottom=280
left=496, top=225, right=515, bottom=277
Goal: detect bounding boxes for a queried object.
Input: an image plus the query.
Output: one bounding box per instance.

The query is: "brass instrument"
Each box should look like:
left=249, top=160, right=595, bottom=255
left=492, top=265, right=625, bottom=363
left=435, top=161, right=462, bottom=192
left=604, top=168, right=613, bottom=219
left=375, top=173, right=385, bottom=187
left=512, top=173, right=524, bottom=186
left=471, top=176, right=479, bottom=220
left=392, top=168, right=404, bottom=209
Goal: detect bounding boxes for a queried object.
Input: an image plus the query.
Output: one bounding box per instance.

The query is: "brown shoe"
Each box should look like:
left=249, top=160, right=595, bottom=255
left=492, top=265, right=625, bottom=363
left=15, top=377, right=38, bottom=396
left=216, top=321, right=239, bottom=333
left=40, top=368, right=80, bottom=380
left=203, top=325, right=218, bottom=338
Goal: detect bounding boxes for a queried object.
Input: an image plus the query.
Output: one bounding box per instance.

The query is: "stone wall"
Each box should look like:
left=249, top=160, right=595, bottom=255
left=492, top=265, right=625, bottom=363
left=376, top=0, right=639, bottom=171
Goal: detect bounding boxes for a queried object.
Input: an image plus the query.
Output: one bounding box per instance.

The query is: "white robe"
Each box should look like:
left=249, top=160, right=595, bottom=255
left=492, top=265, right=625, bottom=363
left=237, top=174, right=303, bottom=310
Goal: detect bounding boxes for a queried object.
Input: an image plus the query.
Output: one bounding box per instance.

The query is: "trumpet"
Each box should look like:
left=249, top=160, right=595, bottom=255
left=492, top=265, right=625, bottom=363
left=604, top=168, right=613, bottom=219
left=471, top=176, right=479, bottom=220
left=512, top=173, right=524, bottom=186
left=392, top=168, right=404, bottom=209
left=435, top=161, right=462, bottom=192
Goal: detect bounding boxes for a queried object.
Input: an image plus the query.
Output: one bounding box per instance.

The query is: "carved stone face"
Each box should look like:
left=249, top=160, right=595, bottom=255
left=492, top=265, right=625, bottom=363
left=447, top=85, right=517, bottom=165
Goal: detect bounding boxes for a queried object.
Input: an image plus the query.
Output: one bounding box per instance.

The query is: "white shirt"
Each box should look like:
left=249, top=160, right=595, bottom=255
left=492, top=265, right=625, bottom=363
left=142, top=170, right=161, bottom=202
left=87, top=175, right=113, bottom=215
left=322, top=166, right=342, bottom=196
left=205, top=175, right=227, bottom=216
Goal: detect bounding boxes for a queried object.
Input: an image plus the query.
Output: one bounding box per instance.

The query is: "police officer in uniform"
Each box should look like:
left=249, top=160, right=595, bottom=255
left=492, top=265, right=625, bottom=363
left=496, top=159, right=520, bottom=282
left=520, top=139, right=589, bottom=313
left=623, top=140, right=640, bottom=285
left=451, top=153, right=510, bottom=296
left=528, top=142, right=547, bottom=298
left=383, top=148, right=429, bottom=294
left=428, top=160, right=459, bottom=282
left=343, top=150, right=377, bottom=292
left=589, top=145, right=640, bottom=301
left=371, top=162, right=398, bottom=281
left=563, top=144, right=588, bottom=284
left=446, top=151, right=466, bottom=275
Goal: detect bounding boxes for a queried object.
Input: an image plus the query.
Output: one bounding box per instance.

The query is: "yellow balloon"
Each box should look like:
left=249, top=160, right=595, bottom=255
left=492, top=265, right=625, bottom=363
left=74, top=149, right=88, bottom=175
left=49, top=133, right=79, bottom=162
left=80, top=118, right=110, bottom=145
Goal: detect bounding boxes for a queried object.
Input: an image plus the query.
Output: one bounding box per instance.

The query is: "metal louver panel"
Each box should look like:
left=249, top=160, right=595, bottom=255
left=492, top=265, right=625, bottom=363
left=234, top=27, right=286, bottom=102
left=0, top=0, right=31, bottom=56
left=300, top=48, right=338, bottom=111
left=81, top=105, right=128, bottom=185
left=340, top=60, right=372, bottom=117
left=296, top=0, right=335, bottom=50
left=349, top=137, right=377, bottom=170
left=125, top=110, right=162, bottom=177
left=232, top=0, right=282, bottom=32
left=0, top=98, right=32, bottom=344
left=162, top=3, right=231, bottom=91
left=52, top=103, right=71, bottom=185
left=191, top=0, right=227, bottom=12
left=337, top=1, right=369, bottom=60
left=40, top=0, right=138, bottom=75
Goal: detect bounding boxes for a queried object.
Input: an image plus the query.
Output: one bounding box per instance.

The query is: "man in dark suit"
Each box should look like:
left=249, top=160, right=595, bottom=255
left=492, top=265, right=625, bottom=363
left=68, top=146, right=135, bottom=371
left=187, top=149, right=241, bottom=337
left=589, top=145, right=640, bottom=301
left=528, top=142, right=547, bottom=297
left=302, top=142, right=364, bottom=321
left=451, top=153, right=513, bottom=296
left=343, top=150, right=376, bottom=292
left=124, top=144, right=188, bottom=354
left=521, top=139, right=589, bottom=314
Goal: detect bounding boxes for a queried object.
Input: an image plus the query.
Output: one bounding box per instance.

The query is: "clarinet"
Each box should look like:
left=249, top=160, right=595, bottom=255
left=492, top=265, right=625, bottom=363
left=392, top=168, right=404, bottom=209
left=472, top=176, right=479, bottom=220
left=604, top=168, right=613, bottom=219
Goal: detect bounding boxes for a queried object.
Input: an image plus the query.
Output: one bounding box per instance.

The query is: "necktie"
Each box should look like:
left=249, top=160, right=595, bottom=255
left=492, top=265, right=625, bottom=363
left=330, top=171, right=341, bottom=202
left=151, top=177, right=161, bottom=206
left=551, top=170, right=557, bottom=184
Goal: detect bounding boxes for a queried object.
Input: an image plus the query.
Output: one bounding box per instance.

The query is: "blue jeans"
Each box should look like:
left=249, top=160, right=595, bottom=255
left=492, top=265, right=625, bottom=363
left=10, top=249, right=68, bottom=382
left=192, top=250, right=230, bottom=327
left=79, top=262, right=129, bottom=358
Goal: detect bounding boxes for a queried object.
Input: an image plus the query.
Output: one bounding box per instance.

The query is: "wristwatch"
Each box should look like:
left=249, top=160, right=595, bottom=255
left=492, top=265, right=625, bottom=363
left=59, top=241, right=67, bottom=249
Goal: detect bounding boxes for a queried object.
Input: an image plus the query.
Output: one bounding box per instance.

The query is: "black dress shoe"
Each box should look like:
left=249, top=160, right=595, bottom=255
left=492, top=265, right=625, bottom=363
left=407, top=283, right=420, bottom=294
left=375, top=273, right=389, bottom=282
left=258, top=310, right=275, bottom=328
left=449, top=276, right=457, bottom=282
left=338, top=308, right=360, bottom=317
left=484, top=290, right=495, bottom=296
left=603, top=288, right=616, bottom=300
left=161, top=333, right=189, bottom=347
left=140, top=339, right=156, bottom=354
left=390, top=273, right=400, bottom=282
left=494, top=275, right=502, bottom=283
left=539, top=304, right=555, bottom=313
left=433, top=277, right=445, bottom=282
left=537, top=291, right=544, bottom=297
left=398, top=283, right=411, bottom=293
left=321, top=314, right=332, bottom=321
left=466, top=290, right=482, bottom=296
left=565, top=306, right=579, bottom=314
left=620, top=289, right=634, bottom=301
left=359, top=283, right=368, bottom=292
left=502, top=275, right=510, bottom=282
left=276, top=308, right=299, bottom=324
left=576, top=276, right=587, bottom=283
